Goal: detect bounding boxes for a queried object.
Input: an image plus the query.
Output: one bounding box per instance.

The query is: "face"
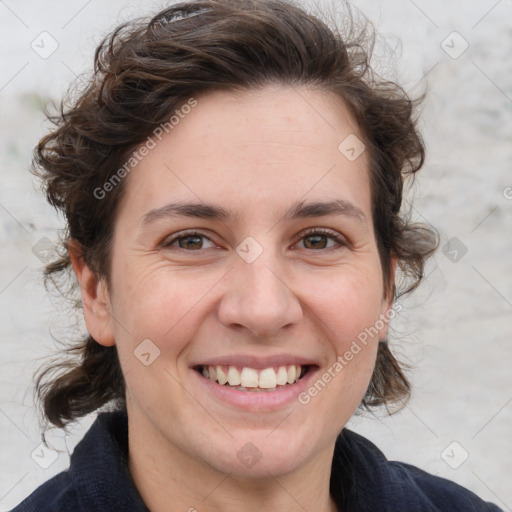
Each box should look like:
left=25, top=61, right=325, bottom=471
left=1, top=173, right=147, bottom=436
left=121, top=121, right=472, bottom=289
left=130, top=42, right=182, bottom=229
left=79, top=86, right=394, bottom=479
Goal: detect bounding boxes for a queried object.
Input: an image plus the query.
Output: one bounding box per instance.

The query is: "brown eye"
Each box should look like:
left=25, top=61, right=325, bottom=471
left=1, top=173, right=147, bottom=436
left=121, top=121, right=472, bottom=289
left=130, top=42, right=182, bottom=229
left=303, top=234, right=328, bottom=249
left=163, top=231, right=217, bottom=251
left=300, top=229, right=346, bottom=250
left=178, top=235, right=204, bottom=250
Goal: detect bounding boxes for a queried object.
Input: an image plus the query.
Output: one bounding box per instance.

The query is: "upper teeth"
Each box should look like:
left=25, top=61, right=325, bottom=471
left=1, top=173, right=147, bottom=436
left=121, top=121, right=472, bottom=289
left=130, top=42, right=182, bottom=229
left=201, top=365, right=302, bottom=389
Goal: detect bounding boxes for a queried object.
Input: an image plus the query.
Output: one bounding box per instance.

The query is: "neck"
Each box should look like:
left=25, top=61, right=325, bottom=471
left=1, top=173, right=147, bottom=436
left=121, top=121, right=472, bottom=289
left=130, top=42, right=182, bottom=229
left=127, top=413, right=339, bottom=512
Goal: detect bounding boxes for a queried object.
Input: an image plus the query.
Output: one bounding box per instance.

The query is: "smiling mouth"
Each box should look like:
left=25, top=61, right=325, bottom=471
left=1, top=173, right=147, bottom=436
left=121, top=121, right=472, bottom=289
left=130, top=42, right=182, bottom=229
left=195, top=364, right=314, bottom=392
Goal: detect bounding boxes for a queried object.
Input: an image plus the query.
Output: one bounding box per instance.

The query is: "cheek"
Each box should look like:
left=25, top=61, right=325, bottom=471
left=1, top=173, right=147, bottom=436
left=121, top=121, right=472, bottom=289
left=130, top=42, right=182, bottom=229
left=305, top=265, right=385, bottom=345
left=109, top=265, right=222, bottom=360
left=298, top=265, right=384, bottom=408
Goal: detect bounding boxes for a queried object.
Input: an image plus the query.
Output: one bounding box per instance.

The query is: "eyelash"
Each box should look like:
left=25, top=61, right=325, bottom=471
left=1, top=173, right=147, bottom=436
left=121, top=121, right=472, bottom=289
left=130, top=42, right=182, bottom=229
left=162, top=228, right=347, bottom=252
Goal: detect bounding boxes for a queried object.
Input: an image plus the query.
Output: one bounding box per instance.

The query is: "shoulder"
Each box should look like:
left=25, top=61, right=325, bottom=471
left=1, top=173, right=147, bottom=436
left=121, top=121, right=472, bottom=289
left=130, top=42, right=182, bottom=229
left=387, top=460, right=502, bottom=512
left=9, top=471, right=78, bottom=512
left=334, top=429, right=503, bottom=512
left=9, top=411, right=148, bottom=512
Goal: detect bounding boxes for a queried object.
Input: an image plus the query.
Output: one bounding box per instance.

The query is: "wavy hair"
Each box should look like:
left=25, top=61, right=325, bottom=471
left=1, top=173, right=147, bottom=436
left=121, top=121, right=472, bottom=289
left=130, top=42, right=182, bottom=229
left=33, top=0, right=438, bottom=430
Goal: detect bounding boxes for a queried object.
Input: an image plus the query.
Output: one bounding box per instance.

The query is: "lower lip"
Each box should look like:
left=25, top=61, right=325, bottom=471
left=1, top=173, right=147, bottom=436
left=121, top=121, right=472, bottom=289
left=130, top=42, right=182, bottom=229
left=190, top=367, right=318, bottom=412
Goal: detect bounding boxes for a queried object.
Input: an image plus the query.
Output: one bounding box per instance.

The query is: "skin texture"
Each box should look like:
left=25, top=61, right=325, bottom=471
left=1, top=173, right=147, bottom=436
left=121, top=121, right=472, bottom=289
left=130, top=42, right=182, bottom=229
left=70, top=85, right=396, bottom=512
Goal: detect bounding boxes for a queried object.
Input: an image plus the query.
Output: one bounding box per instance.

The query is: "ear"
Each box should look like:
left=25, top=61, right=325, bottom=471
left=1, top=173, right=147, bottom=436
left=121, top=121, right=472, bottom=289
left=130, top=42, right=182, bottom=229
left=378, top=255, right=398, bottom=339
left=68, top=241, right=115, bottom=347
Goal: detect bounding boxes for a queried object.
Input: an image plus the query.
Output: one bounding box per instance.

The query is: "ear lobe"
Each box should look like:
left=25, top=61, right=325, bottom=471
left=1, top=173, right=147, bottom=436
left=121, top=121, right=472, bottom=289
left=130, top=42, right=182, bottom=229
left=68, top=241, right=115, bottom=347
left=379, top=255, right=398, bottom=339
left=387, top=255, right=398, bottom=300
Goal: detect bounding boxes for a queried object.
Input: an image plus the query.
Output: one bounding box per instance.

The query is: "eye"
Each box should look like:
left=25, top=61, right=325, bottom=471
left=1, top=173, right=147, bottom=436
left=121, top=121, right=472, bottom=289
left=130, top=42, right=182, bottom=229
left=162, top=230, right=217, bottom=250
left=298, top=228, right=347, bottom=250
left=161, top=228, right=347, bottom=252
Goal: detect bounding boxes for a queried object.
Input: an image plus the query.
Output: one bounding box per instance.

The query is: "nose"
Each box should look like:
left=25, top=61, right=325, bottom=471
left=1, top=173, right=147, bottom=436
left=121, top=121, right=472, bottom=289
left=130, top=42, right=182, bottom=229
left=217, top=253, right=303, bottom=338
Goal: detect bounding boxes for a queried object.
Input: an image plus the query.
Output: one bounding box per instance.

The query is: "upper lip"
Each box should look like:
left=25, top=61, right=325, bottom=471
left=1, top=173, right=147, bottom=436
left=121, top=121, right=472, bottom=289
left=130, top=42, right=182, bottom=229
left=191, top=355, right=319, bottom=369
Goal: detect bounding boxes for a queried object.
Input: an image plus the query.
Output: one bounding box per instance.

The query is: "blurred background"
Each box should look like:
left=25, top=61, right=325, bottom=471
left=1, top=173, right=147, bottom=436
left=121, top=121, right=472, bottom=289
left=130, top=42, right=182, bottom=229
left=1, top=0, right=511, bottom=509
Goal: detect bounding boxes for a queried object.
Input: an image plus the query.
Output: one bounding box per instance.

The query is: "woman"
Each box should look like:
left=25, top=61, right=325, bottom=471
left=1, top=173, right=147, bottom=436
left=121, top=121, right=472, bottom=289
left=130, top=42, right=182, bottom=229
left=10, top=0, right=502, bottom=510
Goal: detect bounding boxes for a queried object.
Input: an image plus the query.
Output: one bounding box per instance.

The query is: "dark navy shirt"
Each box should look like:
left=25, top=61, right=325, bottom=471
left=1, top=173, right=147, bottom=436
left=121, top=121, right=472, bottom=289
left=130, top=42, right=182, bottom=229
left=10, top=411, right=502, bottom=511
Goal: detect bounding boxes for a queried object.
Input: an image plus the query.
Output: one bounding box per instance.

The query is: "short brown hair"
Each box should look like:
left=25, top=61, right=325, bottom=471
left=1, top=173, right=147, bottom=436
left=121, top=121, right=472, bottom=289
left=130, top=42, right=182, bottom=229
left=34, top=0, right=438, bottom=428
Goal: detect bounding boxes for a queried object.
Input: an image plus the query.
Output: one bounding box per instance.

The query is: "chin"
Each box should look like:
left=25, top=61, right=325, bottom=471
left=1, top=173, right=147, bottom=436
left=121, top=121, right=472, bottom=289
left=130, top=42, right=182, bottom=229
left=198, top=428, right=316, bottom=479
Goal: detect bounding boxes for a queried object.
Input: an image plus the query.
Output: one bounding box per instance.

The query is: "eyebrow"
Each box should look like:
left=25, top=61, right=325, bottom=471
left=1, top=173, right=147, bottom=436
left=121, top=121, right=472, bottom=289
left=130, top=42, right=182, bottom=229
left=282, top=199, right=366, bottom=223
left=141, top=199, right=366, bottom=226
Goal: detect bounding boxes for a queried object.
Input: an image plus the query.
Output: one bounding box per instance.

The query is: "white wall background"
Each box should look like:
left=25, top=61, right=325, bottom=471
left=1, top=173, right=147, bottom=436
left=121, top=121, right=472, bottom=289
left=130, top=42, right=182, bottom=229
left=1, top=0, right=511, bottom=510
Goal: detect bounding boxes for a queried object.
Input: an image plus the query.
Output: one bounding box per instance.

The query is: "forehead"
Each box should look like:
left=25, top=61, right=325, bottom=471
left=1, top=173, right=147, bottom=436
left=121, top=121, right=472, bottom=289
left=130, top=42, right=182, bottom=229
left=116, top=86, right=371, bottom=225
